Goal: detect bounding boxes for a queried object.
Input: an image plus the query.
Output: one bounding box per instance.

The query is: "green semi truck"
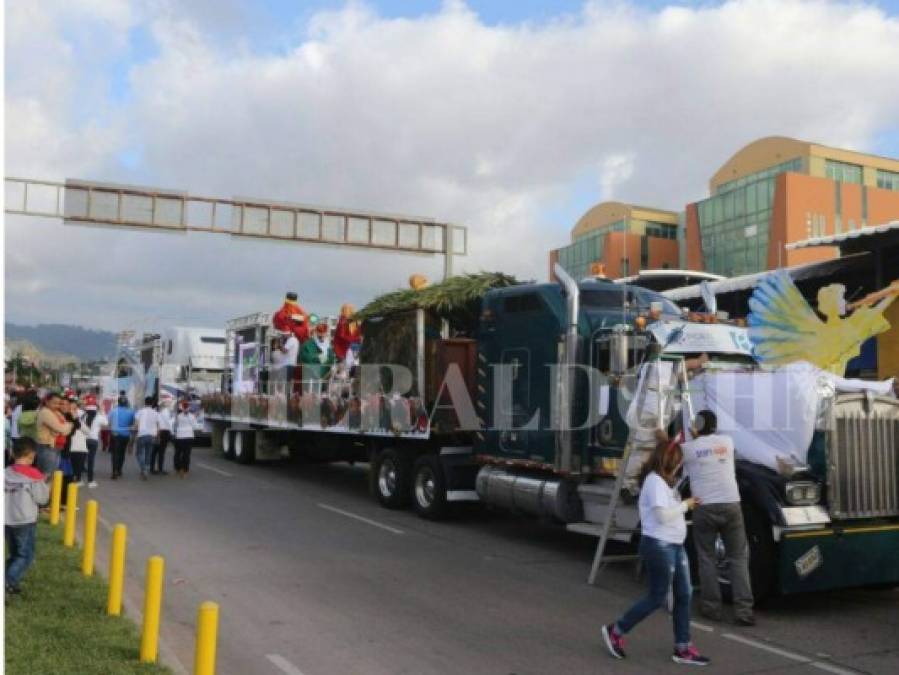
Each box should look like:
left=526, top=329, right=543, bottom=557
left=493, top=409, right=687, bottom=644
left=203, top=266, right=899, bottom=598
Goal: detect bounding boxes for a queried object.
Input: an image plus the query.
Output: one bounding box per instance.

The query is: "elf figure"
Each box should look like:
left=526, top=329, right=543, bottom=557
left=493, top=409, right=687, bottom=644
left=272, top=291, right=310, bottom=342
left=301, top=320, right=336, bottom=394
left=333, top=303, right=362, bottom=368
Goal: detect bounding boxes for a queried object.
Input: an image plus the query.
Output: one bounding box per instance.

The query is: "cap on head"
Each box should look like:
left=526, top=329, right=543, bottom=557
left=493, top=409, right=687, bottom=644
left=285, top=292, right=298, bottom=302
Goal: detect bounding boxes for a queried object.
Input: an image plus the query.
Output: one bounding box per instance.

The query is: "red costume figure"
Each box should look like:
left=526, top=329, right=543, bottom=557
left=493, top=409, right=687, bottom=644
left=333, top=303, right=362, bottom=361
left=273, top=291, right=310, bottom=342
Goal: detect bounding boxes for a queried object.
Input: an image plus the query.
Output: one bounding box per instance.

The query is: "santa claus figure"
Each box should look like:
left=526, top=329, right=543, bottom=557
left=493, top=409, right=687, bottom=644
left=333, top=303, right=362, bottom=367
left=272, top=292, right=309, bottom=342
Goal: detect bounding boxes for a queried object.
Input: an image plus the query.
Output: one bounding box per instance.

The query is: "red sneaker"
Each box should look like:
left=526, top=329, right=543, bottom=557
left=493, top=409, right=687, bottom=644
left=673, top=644, right=710, bottom=666
left=601, top=624, right=626, bottom=659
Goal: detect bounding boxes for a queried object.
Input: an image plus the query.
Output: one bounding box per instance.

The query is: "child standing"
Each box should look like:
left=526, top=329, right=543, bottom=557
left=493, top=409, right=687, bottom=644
left=5, top=438, right=50, bottom=595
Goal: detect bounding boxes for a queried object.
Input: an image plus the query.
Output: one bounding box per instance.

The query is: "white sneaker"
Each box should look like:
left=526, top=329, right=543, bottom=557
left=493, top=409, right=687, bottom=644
left=88, top=481, right=98, bottom=488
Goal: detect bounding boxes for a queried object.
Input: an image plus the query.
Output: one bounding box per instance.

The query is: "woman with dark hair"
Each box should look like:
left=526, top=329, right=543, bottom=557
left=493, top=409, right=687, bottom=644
left=601, top=440, right=710, bottom=666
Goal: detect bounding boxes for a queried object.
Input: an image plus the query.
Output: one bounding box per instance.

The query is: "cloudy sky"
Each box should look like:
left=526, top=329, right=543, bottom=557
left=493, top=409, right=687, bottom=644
left=5, top=0, right=899, bottom=333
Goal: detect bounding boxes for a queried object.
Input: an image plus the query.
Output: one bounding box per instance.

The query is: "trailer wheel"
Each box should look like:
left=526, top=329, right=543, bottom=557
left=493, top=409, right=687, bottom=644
left=372, top=449, right=411, bottom=509
left=411, top=455, right=448, bottom=520
left=233, top=430, right=256, bottom=465
left=222, top=429, right=235, bottom=460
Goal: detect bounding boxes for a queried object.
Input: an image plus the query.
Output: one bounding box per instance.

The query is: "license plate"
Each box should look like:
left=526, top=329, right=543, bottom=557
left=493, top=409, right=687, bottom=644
left=794, top=545, right=823, bottom=579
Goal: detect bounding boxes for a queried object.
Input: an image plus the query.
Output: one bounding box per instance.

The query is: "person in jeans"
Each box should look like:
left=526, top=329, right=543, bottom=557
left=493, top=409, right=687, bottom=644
left=134, top=397, right=159, bottom=481
left=5, top=438, right=50, bottom=594
left=173, top=399, right=200, bottom=477
left=35, top=393, right=72, bottom=476
left=153, top=401, right=173, bottom=475
left=68, top=397, right=89, bottom=484
left=107, top=396, right=135, bottom=479
left=682, top=409, right=755, bottom=626
left=602, top=440, right=710, bottom=666
left=80, top=395, right=107, bottom=488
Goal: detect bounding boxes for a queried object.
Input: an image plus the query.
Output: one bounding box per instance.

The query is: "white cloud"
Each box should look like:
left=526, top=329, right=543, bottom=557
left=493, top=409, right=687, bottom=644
left=5, top=0, right=899, bottom=332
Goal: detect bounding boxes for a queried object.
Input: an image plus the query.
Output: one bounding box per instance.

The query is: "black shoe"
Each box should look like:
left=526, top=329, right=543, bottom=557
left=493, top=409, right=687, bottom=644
left=735, top=615, right=756, bottom=627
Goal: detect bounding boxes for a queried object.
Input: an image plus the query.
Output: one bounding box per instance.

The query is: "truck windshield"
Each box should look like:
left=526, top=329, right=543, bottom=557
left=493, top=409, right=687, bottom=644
left=581, top=287, right=681, bottom=316
left=201, top=337, right=225, bottom=344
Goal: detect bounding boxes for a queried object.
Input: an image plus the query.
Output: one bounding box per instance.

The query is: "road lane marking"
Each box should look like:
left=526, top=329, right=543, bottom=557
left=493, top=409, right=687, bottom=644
left=195, top=461, right=234, bottom=477
left=690, top=620, right=714, bottom=632
left=721, top=632, right=857, bottom=675
left=266, top=653, right=306, bottom=675
left=317, top=503, right=404, bottom=535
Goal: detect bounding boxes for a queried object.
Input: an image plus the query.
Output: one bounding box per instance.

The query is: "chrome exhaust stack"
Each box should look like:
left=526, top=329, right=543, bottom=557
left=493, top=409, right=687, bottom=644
left=553, top=263, right=579, bottom=474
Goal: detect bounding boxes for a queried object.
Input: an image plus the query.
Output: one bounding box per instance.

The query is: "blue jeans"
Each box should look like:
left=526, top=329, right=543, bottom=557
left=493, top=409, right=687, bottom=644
left=6, top=523, right=37, bottom=588
left=615, top=535, right=692, bottom=648
left=136, top=436, right=155, bottom=474
left=35, top=444, right=59, bottom=477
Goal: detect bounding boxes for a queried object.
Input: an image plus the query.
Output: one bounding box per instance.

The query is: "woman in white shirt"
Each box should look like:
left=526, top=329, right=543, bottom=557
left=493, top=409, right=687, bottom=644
left=601, top=440, right=710, bottom=667
left=173, top=399, right=200, bottom=478
left=81, top=395, right=108, bottom=488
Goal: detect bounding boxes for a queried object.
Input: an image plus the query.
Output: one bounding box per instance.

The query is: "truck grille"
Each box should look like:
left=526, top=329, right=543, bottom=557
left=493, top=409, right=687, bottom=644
left=827, top=393, right=899, bottom=520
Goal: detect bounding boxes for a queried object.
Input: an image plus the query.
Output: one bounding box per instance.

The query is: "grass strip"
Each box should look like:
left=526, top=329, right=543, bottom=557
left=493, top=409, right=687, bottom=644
left=5, top=519, right=171, bottom=674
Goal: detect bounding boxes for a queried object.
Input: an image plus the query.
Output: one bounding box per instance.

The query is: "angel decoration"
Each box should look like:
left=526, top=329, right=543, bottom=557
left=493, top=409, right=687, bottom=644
left=748, top=270, right=899, bottom=375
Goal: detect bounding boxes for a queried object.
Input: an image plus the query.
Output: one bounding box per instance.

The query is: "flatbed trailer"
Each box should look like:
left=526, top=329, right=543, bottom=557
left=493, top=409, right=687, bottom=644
left=203, top=269, right=899, bottom=597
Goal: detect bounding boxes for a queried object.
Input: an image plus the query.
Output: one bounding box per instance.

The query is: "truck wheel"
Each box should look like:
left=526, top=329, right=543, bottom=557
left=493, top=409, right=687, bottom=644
left=743, top=505, right=776, bottom=603
left=222, top=429, right=235, bottom=460
left=411, top=455, right=448, bottom=520
left=372, top=449, right=411, bottom=509
left=233, top=430, right=256, bottom=465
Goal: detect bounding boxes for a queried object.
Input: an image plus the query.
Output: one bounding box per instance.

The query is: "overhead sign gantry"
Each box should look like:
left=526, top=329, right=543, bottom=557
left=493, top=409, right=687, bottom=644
left=5, top=177, right=468, bottom=278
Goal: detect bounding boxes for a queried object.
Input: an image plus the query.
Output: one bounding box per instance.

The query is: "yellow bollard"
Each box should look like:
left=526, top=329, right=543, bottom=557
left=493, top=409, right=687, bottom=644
left=63, top=482, right=79, bottom=547
left=107, top=524, right=127, bottom=616
left=49, top=470, right=63, bottom=525
left=140, top=556, right=165, bottom=663
left=194, top=601, right=219, bottom=675
left=82, top=500, right=99, bottom=576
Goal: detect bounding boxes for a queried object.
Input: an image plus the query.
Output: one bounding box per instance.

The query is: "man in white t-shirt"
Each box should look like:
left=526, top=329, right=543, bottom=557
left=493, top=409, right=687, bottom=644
left=134, top=397, right=160, bottom=481
left=681, top=409, right=754, bottom=626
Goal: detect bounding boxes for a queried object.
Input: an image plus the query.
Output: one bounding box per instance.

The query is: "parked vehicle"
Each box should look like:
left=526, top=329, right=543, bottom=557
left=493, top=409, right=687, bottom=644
left=202, top=268, right=899, bottom=597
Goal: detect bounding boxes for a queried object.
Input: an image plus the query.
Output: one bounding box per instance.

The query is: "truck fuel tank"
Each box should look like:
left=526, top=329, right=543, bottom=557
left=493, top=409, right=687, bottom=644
left=475, top=466, right=582, bottom=523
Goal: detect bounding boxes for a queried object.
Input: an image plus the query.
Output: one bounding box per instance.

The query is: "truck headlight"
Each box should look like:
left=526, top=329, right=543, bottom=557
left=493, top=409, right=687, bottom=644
left=785, top=481, right=821, bottom=505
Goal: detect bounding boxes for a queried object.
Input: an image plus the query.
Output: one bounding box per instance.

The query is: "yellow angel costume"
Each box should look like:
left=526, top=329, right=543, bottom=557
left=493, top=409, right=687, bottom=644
left=747, top=270, right=898, bottom=375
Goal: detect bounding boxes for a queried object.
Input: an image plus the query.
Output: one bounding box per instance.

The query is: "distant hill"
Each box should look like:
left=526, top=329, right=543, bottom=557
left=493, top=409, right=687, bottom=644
left=4, top=338, right=80, bottom=367
left=5, top=323, right=118, bottom=362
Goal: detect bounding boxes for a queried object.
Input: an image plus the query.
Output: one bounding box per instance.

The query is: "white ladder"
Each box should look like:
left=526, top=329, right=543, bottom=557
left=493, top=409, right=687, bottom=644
left=584, top=356, right=694, bottom=585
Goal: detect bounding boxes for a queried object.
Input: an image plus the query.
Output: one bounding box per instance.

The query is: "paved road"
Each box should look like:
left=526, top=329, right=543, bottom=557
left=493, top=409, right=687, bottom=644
left=83, top=446, right=898, bottom=675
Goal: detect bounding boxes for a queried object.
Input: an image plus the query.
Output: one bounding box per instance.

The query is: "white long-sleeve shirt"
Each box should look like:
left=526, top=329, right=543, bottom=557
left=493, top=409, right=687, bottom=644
left=173, top=411, right=200, bottom=439
left=158, top=407, right=174, bottom=433
left=81, top=410, right=108, bottom=442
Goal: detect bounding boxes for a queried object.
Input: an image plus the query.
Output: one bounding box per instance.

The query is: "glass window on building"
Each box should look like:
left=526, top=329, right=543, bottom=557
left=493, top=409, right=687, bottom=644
left=876, top=169, right=899, bottom=191
left=825, top=159, right=863, bottom=184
